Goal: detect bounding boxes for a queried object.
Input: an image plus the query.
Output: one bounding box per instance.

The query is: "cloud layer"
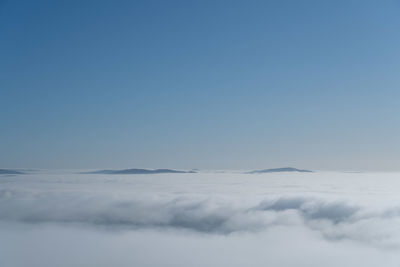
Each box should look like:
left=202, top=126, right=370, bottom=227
left=3, top=171, right=400, bottom=266
left=2, top=187, right=400, bottom=248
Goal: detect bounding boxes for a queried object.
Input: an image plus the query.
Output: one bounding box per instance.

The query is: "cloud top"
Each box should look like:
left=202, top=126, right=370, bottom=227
left=1, top=188, right=400, bottom=248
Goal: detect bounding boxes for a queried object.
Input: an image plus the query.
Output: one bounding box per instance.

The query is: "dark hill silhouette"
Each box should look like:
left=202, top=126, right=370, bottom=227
left=86, top=168, right=197, bottom=174
left=246, top=167, right=312, bottom=174
left=0, top=169, right=24, bottom=174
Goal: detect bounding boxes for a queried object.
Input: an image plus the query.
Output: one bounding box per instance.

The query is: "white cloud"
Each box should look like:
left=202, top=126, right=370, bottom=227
left=2, top=171, right=400, bottom=266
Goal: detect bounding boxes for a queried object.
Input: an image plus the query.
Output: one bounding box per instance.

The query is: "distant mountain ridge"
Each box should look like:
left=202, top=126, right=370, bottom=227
left=86, top=168, right=197, bottom=174
left=246, top=167, right=313, bottom=174
left=0, top=169, right=24, bottom=174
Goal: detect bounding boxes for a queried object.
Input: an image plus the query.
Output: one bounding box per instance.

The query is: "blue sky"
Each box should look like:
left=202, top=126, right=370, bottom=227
left=1, top=0, right=400, bottom=170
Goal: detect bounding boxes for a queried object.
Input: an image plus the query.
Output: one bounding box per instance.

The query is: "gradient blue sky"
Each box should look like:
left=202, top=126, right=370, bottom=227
left=1, top=0, right=400, bottom=170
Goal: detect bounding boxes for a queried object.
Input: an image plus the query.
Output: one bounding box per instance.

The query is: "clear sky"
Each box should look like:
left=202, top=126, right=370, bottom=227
left=1, top=0, right=400, bottom=170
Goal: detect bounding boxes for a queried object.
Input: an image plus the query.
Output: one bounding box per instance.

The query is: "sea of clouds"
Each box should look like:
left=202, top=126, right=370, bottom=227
left=2, top=171, right=400, bottom=266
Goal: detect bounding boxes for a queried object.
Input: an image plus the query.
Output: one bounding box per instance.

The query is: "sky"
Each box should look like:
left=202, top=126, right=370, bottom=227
left=1, top=0, right=400, bottom=170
